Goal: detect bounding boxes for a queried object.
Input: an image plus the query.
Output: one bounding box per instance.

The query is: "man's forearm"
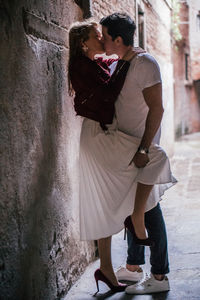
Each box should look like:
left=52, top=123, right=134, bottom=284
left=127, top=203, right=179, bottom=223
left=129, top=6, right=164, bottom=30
left=139, top=107, right=164, bottom=149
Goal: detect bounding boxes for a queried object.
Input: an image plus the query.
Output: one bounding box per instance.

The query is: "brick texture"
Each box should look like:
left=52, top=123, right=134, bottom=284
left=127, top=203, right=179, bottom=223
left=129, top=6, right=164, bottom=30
left=173, top=1, right=200, bottom=137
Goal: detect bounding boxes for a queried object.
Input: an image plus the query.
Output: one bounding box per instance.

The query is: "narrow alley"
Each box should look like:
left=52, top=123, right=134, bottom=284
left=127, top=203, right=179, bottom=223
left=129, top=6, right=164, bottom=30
left=64, top=133, right=200, bottom=300
left=1, top=1, right=200, bottom=299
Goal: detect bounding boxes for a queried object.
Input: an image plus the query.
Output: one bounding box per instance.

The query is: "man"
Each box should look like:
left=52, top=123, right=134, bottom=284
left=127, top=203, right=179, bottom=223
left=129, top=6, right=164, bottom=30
left=99, top=13, right=171, bottom=294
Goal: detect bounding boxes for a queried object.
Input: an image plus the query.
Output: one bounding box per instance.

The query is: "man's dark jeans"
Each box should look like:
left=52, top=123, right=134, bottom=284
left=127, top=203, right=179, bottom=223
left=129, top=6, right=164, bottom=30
left=127, top=203, right=169, bottom=275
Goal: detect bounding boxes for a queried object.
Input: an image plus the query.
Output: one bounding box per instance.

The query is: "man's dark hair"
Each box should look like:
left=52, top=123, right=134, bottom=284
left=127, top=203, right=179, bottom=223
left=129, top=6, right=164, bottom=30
left=100, top=13, right=136, bottom=46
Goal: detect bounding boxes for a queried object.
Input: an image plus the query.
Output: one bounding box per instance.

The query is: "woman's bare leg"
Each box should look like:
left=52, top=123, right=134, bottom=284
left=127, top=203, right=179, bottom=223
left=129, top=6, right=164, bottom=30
left=131, top=183, right=153, bottom=239
left=98, top=236, right=118, bottom=286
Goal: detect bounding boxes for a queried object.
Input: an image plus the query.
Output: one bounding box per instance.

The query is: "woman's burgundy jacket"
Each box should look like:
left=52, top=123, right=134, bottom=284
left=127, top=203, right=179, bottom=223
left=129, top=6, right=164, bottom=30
left=69, top=55, right=130, bottom=126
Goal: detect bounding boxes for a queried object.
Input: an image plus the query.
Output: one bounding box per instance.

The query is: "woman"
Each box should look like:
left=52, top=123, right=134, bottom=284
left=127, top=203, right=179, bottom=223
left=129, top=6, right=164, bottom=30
left=68, top=20, right=176, bottom=294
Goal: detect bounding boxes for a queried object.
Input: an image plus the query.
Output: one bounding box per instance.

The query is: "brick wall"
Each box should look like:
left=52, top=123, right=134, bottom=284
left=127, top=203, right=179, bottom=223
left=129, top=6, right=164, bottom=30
left=173, top=1, right=200, bottom=137
left=190, top=0, right=200, bottom=80
left=93, top=0, right=136, bottom=19
left=144, top=1, right=174, bottom=153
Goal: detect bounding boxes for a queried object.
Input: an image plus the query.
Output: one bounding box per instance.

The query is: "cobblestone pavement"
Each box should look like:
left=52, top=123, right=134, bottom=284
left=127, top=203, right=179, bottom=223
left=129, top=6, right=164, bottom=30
left=63, top=133, right=200, bottom=300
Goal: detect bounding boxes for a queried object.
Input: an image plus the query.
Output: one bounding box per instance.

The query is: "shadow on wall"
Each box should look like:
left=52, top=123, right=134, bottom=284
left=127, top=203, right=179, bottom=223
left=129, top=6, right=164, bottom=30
left=194, top=80, right=200, bottom=105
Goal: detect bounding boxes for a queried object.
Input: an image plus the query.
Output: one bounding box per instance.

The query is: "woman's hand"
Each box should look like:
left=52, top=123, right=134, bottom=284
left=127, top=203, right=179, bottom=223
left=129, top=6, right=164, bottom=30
left=122, top=49, right=136, bottom=61
left=133, top=47, right=146, bottom=55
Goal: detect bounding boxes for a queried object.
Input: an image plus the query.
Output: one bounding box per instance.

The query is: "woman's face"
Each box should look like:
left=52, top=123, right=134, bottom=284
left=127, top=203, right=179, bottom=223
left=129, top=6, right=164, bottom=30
left=84, top=26, right=104, bottom=54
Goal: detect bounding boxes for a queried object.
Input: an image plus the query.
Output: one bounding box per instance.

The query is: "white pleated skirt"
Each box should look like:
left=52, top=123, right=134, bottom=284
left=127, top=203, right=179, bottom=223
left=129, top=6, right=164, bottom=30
left=79, top=118, right=177, bottom=241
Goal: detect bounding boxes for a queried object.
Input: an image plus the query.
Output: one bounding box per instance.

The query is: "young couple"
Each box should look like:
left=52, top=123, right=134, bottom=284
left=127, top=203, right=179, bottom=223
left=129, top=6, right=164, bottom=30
left=68, top=13, right=177, bottom=295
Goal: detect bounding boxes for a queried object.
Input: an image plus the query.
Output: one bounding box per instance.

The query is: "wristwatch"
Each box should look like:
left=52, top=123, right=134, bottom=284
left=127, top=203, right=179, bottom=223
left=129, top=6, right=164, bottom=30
left=137, top=146, right=149, bottom=154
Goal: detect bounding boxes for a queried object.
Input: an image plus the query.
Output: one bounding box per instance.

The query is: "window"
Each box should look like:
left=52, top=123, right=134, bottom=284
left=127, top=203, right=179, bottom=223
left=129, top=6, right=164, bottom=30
left=197, top=12, right=200, bottom=31
left=185, top=53, right=189, bottom=81
left=138, top=6, right=145, bottom=48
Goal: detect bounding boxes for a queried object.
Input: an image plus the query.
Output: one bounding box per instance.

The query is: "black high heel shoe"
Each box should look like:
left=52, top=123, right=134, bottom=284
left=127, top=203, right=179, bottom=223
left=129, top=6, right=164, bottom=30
left=124, top=215, right=155, bottom=246
left=94, top=269, right=127, bottom=295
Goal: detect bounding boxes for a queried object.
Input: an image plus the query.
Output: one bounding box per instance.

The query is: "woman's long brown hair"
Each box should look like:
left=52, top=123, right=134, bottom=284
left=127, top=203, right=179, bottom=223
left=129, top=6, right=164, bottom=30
left=68, top=20, right=98, bottom=96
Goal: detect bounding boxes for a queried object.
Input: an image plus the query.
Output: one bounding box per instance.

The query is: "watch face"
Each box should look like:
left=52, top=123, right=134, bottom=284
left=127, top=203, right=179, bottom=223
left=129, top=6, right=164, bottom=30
left=140, top=149, right=146, bottom=154
left=138, top=147, right=149, bottom=154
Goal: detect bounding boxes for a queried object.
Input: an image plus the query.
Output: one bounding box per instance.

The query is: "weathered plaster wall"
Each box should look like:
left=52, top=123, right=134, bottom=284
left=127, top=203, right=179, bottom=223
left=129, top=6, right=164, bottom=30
left=0, top=1, right=95, bottom=299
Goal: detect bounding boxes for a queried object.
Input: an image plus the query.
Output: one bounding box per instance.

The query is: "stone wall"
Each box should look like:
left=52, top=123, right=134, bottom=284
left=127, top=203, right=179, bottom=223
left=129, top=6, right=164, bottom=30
left=0, top=1, right=95, bottom=299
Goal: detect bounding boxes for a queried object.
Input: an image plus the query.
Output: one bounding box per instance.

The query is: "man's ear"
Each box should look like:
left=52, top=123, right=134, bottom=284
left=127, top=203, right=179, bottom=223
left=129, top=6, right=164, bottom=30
left=114, top=36, right=123, bottom=46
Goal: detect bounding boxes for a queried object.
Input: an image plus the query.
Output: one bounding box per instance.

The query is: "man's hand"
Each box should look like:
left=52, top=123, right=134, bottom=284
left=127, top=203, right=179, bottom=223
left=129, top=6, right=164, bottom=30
left=122, top=47, right=146, bottom=62
left=129, top=152, right=149, bottom=168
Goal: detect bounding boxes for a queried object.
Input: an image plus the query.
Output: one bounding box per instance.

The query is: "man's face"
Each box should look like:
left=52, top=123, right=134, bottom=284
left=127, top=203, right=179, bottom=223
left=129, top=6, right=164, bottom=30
left=101, top=26, right=118, bottom=56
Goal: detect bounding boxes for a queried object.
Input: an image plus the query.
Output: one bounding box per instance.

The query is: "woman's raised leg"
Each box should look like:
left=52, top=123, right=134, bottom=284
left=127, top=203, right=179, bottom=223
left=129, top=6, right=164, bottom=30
left=131, top=183, right=153, bottom=239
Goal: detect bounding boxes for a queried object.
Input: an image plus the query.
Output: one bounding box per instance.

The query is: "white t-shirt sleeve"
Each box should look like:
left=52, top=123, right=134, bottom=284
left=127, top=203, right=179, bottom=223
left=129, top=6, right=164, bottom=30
left=135, top=54, right=162, bottom=90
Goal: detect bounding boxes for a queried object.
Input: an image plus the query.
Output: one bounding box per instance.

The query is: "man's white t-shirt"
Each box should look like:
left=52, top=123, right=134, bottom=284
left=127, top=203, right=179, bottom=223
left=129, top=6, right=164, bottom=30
left=109, top=53, right=175, bottom=212
left=114, top=53, right=162, bottom=144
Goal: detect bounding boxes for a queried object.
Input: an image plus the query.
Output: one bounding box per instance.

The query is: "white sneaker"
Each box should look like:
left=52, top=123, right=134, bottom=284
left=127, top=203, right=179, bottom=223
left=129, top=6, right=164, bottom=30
left=116, top=267, right=144, bottom=282
left=125, top=273, right=170, bottom=294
